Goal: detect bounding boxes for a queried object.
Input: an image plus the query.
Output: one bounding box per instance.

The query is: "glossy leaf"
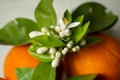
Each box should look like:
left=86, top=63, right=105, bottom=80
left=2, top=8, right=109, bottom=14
left=69, top=74, right=97, bottom=80
left=16, top=18, right=40, bottom=34
left=31, top=62, right=56, bottom=80
left=72, top=2, right=118, bottom=33
left=72, top=15, right=84, bottom=32
left=28, top=44, right=53, bottom=62
left=64, top=9, right=72, bottom=22
left=31, top=35, right=65, bottom=47
left=74, top=15, right=84, bottom=26
left=35, top=0, right=57, bottom=28
left=86, top=35, right=102, bottom=46
left=0, top=18, right=40, bottom=45
left=72, top=21, right=90, bottom=44
left=16, top=68, right=34, bottom=80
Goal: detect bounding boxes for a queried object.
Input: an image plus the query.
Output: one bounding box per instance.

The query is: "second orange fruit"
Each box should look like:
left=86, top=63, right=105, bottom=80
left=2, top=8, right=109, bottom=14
left=63, top=33, right=120, bottom=80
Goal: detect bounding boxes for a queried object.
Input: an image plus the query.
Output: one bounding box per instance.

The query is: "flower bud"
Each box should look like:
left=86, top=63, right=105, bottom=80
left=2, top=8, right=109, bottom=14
left=55, top=51, right=61, bottom=58
left=75, top=46, right=80, bottom=50
left=51, top=57, right=60, bottom=68
left=49, top=47, right=57, bottom=54
left=36, top=47, right=48, bottom=54
left=41, top=27, right=48, bottom=34
left=29, top=31, right=43, bottom=38
left=72, top=47, right=77, bottom=52
left=80, top=39, right=86, bottom=46
left=62, top=47, right=69, bottom=55
left=67, top=41, right=74, bottom=48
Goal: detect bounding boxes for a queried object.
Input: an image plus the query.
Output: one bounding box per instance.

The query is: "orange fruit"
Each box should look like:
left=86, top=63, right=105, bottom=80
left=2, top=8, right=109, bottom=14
left=0, top=78, right=5, bottom=80
left=4, top=44, right=63, bottom=80
left=63, top=33, right=120, bottom=80
left=4, top=45, right=40, bottom=80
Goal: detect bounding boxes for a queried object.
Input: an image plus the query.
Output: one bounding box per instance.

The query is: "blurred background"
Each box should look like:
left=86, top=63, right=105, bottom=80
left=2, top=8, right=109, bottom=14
left=0, top=0, right=120, bottom=78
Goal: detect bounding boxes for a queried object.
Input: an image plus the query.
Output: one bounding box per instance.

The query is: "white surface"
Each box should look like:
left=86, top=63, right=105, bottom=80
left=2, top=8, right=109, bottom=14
left=0, top=0, right=120, bottom=78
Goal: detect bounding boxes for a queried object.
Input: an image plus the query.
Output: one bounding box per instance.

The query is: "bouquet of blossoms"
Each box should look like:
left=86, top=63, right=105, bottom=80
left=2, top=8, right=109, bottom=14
left=0, top=0, right=119, bottom=80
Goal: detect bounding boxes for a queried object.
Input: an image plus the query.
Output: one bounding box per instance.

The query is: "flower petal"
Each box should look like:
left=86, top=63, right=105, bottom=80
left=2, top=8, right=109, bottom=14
left=67, top=22, right=80, bottom=28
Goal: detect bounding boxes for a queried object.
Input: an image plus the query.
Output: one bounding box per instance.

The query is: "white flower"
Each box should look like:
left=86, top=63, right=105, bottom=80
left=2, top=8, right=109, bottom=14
left=55, top=51, right=61, bottom=58
left=36, top=47, right=48, bottom=54
left=80, top=39, right=86, bottom=46
left=67, top=41, right=74, bottom=48
left=59, top=29, right=71, bottom=37
left=59, top=17, right=80, bottom=30
left=51, top=57, right=60, bottom=68
left=59, top=18, right=68, bottom=30
left=62, top=47, right=69, bottom=55
left=58, top=17, right=80, bottom=38
left=29, top=31, right=44, bottom=38
left=49, top=47, right=57, bottom=54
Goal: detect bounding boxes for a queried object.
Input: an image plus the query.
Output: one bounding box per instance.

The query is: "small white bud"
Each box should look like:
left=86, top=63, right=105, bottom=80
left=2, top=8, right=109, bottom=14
left=55, top=51, right=61, bottom=58
left=59, top=31, right=66, bottom=37
left=80, top=39, right=86, bottom=46
left=67, top=41, right=74, bottom=48
left=49, top=47, right=57, bottom=54
left=36, top=47, right=48, bottom=54
left=50, top=54, right=55, bottom=59
left=41, top=27, right=48, bottom=34
left=55, top=26, right=61, bottom=32
left=72, top=47, right=77, bottom=52
left=62, top=47, right=69, bottom=55
left=51, top=57, right=60, bottom=68
left=29, top=31, right=43, bottom=38
left=75, top=46, right=80, bottom=50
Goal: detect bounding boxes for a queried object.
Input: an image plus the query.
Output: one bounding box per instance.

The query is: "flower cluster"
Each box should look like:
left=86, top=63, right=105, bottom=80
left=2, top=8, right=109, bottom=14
left=29, top=18, right=86, bottom=68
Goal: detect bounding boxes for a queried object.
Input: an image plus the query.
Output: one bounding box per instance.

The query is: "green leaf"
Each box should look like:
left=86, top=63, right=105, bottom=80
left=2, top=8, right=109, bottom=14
left=16, top=18, right=40, bottom=34
left=31, top=62, right=56, bottom=80
left=69, top=74, right=97, bottom=80
left=74, top=15, right=84, bottom=26
left=16, top=68, right=34, bottom=80
left=35, top=0, right=57, bottom=28
left=86, top=35, right=102, bottom=46
left=72, top=2, right=118, bottom=33
left=0, top=18, right=40, bottom=45
left=31, top=35, right=65, bottom=47
left=64, top=9, right=72, bottom=22
left=72, top=21, right=90, bottom=44
left=72, top=15, right=84, bottom=32
left=28, top=44, right=53, bottom=62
